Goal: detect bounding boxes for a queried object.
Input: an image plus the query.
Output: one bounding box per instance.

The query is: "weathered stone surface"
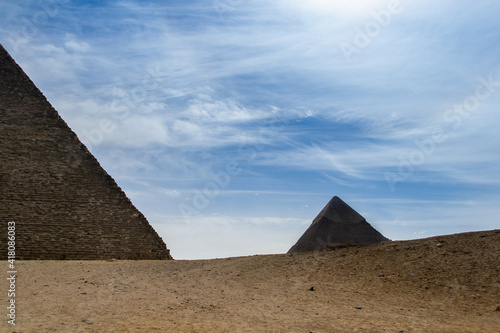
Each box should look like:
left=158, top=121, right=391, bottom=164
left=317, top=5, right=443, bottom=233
left=288, top=196, right=389, bottom=253
left=0, top=44, right=172, bottom=260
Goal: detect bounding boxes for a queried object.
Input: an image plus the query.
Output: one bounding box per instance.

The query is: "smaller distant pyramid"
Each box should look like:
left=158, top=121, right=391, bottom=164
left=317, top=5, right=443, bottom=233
left=288, top=196, right=389, bottom=253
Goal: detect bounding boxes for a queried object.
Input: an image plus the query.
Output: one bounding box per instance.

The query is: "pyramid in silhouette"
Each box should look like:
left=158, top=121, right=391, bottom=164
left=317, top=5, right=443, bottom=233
left=288, top=196, right=389, bottom=253
left=0, top=44, right=171, bottom=260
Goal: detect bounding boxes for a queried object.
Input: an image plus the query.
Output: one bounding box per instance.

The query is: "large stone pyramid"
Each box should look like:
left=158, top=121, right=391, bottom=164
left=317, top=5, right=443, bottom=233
left=288, top=196, right=389, bottom=253
left=0, top=44, right=172, bottom=260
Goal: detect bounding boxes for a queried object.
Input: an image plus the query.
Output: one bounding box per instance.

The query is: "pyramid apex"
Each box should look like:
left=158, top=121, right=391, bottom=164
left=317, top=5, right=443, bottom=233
left=329, top=195, right=346, bottom=204
left=330, top=195, right=344, bottom=203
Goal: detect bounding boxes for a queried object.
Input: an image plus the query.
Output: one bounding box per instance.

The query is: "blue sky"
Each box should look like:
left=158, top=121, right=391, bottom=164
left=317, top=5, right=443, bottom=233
left=1, top=0, right=499, bottom=259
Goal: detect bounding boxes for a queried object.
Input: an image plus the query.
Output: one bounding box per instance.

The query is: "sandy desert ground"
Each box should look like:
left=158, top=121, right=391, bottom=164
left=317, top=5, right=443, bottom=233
left=2, top=230, right=499, bottom=332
